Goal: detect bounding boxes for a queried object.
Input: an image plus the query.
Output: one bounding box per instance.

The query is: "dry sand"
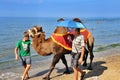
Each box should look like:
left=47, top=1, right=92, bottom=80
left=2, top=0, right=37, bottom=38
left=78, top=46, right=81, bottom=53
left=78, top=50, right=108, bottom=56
left=28, top=47, right=120, bottom=80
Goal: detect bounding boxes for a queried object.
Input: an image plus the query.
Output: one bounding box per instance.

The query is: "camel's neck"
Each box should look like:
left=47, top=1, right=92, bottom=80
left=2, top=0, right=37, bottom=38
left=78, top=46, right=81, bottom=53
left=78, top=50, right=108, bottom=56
left=32, top=37, right=42, bottom=50
left=32, top=35, right=52, bottom=56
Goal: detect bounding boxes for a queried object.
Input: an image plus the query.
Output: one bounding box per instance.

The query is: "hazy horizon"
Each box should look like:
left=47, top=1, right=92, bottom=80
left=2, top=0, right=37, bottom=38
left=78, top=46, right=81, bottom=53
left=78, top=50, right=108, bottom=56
left=0, top=0, right=120, bottom=18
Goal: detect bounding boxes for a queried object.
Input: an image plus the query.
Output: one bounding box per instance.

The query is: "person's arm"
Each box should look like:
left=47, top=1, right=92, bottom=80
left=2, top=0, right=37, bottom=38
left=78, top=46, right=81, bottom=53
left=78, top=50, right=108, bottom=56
left=30, top=40, right=32, bottom=45
left=78, top=35, right=85, bottom=64
left=14, top=48, right=19, bottom=61
left=78, top=46, right=85, bottom=64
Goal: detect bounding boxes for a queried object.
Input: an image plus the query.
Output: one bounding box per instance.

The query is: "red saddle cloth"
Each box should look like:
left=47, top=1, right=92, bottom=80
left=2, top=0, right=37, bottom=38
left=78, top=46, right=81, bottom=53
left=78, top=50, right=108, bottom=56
left=51, top=29, right=91, bottom=50
left=80, top=28, right=91, bottom=43
left=51, top=33, right=74, bottom=50
left=69, top=28, right=91, bottom=43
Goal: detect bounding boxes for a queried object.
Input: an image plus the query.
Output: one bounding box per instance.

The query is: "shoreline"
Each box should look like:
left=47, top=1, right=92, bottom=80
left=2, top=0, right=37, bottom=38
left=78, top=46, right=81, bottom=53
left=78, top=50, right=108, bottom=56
left=29, top=47, right=120, bottom=80
left=0, top=46, right=120, bottom=80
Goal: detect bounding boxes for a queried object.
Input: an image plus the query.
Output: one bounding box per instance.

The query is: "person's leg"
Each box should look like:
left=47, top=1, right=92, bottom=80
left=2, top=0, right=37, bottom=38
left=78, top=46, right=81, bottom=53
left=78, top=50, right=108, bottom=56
left=19, top=56, right=27, bottom=80
left=21, top=56, right=31, bottom=80
left=75, top=67, right=85, bottom=80
left=76, top=67, right=84, bottom=74
left=72, top=53, right=85, bottom=80
left=72, top=53, right=80, bottom=80
left=73, top=67, right=79, bottom=80
left=75, top=53, right=86, bottom=80
left=23, top=65, right=29, bottom=79
left=22, top=64, right=31, bottom=80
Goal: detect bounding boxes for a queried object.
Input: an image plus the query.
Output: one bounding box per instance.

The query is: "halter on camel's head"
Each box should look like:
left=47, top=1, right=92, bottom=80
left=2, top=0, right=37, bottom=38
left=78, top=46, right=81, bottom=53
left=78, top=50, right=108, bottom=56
left=27, top=25, right=45, bottom=38
left=31, top=25, right=43, bottom=34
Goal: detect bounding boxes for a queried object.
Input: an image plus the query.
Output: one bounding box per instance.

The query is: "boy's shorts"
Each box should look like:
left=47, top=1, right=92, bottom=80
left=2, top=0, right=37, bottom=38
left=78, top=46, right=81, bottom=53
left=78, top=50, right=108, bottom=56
left=20, top=56, right=31, bottom=66
left=71, top=52, right=81, bottom=68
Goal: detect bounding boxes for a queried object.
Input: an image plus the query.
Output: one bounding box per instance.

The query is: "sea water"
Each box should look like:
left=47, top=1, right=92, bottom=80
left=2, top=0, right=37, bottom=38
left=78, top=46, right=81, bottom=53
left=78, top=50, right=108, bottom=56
left=0, top=17, right=120, bottom=73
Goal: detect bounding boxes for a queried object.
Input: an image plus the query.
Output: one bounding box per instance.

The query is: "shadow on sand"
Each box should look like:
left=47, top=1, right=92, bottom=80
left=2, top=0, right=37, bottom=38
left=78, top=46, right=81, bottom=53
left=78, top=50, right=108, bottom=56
left=30, top=61, right=107, bottom=79
left=84, top=61, right=107, bottom=79
left=30, top=69, right=49, bottom=78
left=51, top=61, right=107, bottom=79
left=30, top=67, right=73, bottom=79
left=50, top=67, right=73, bottom=79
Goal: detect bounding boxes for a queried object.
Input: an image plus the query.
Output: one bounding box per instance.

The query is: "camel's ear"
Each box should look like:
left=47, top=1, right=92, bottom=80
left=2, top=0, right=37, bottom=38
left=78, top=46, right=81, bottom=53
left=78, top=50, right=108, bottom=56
left=34, top=26, right=43, bottom=32
left=39, top=27, right=43, bottom=32
left=57, top=18, right=64, bottom=22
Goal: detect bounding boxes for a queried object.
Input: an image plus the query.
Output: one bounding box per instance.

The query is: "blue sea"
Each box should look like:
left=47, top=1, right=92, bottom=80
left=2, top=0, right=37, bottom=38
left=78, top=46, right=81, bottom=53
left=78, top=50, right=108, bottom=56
left=0, top=17, right=120, bottom=71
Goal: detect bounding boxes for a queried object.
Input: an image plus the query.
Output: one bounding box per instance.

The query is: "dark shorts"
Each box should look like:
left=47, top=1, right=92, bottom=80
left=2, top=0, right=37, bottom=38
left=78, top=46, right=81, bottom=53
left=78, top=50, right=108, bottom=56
left=20, top=56, right=31, bottom=66
left=71, top=52, right=81, bottom=68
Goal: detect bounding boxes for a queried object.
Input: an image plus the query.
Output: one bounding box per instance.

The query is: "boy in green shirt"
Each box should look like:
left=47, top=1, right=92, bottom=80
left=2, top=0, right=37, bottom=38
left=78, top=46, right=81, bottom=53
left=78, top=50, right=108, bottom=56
left=14, top=32, right=32, bottom=80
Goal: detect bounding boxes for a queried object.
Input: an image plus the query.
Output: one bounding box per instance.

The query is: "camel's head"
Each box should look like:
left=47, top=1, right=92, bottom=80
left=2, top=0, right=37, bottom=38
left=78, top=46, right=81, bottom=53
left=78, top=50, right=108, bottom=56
left=26, top=25, right=44, bottom=38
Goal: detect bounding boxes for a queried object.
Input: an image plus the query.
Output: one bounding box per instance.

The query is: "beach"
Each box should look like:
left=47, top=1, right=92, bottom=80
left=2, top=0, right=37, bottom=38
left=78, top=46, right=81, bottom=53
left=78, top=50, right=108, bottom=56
left=0, top=46, right=120, bottom=80
left=28, top=47, right=120, bottom=80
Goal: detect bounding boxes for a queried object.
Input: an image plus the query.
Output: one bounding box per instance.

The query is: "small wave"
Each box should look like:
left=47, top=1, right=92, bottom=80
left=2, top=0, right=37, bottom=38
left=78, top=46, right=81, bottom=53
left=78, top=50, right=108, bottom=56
left=94, top=43, right=120, bottom=52
left=0, top=72, right=20, bottom=80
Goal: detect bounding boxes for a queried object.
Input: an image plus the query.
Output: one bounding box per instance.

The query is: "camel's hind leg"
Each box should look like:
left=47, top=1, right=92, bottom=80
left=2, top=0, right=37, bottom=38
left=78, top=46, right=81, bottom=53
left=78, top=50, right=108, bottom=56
left=61, top=55, right=70, bottom=74
left=43, top=54, right=61, bottom=80
left=88, top=47, right=94, bottom=70
left=87, top=36, right=94, bottom=70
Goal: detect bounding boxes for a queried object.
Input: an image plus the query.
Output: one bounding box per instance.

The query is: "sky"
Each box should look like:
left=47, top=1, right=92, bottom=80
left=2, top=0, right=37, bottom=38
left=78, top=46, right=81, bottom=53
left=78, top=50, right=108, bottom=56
left=0, top=0, right=120, bottom=18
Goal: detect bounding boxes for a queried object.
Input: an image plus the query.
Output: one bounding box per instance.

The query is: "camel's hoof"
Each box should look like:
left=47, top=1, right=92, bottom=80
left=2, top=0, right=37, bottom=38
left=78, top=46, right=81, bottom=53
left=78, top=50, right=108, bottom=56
left=63, top=71, right=70, bottom=74
left=87, top=66, right=93, bottom=70
left=82, top=63, right=87, bottom=67
left=42, top=76, right=50, bottom=80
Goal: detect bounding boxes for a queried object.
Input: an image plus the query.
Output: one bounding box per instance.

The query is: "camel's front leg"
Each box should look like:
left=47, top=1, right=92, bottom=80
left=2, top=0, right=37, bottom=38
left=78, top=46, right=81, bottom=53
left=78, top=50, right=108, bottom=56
left=61, top=54, right=70, bottom=74
left=43, top=54, right=61, bottom=80
left=88, top=49, right=94, bottom=70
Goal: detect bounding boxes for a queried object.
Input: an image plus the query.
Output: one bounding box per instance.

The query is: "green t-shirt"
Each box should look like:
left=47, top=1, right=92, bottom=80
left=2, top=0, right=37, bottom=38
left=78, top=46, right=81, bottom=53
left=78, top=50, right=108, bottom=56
left=16, top=40, right=31, bottom=57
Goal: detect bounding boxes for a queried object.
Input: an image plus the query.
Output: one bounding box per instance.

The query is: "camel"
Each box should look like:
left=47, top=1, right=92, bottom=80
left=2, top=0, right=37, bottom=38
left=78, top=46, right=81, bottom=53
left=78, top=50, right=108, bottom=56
left=27, top=26, right=71, bottom=80
left=25, top=18, right=94, bottom=80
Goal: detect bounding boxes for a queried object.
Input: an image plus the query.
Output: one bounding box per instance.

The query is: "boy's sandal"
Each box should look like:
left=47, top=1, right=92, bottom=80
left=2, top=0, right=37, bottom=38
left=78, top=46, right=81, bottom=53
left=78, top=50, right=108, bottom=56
left=80, top=72, right=86, bottom=80
left=26, top=76, right=30, bottom=80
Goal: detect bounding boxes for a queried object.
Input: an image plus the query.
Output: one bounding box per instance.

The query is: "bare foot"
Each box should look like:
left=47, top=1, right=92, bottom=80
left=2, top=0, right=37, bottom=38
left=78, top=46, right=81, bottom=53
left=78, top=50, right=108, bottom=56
left=25, top=76, right=30, bottom=80
left=21, top=76, right=24, bottom=80
left=80, top=72, right=86, bottom=80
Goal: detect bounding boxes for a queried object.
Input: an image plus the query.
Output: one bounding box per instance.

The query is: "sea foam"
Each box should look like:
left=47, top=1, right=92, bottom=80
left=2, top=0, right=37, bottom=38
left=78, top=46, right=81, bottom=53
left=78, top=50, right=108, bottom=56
left=0, top=72, right=20, bottom=80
